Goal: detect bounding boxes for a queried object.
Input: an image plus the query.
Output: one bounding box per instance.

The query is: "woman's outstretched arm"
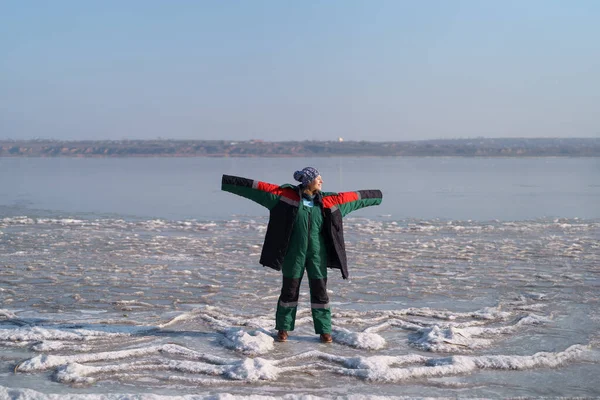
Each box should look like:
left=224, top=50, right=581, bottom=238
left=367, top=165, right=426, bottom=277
left=221, top=174, right=287, bottom=210
left=322, top=190, right=383, bottom=217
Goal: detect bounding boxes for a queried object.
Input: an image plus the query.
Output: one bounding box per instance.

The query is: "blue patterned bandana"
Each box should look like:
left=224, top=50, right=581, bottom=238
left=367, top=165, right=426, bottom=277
left=293, top=167, right=320, bottom=186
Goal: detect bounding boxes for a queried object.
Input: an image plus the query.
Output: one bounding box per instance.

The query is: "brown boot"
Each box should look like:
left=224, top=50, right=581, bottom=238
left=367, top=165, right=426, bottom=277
left=276, top=330, right=288, bottom=342
left=320, top=333, right=332, bottom=343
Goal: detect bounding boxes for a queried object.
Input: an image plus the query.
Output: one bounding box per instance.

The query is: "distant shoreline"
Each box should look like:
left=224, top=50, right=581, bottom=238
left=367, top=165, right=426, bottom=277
left=1, top=138, right=598, bottom=157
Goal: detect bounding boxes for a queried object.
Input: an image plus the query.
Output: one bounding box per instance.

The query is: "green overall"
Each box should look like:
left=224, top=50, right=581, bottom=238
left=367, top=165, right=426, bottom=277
left=275, top=193, right=331, bottom=334
left=221, top=175, right=383, bottom=335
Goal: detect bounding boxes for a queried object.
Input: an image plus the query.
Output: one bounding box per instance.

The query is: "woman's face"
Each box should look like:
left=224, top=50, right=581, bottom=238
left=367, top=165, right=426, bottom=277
left=307, top=175, right=323, bottom=192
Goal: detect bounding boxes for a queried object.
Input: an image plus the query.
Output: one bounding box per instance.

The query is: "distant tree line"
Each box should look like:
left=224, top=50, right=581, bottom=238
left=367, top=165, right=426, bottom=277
left=0, top=138, right=598, bottom=157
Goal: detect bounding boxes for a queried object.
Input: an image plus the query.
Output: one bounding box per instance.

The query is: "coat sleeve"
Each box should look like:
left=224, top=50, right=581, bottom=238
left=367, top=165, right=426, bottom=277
left=322, top=190, right=383, bottom=217
left=221, top=174, right=284, bottom=210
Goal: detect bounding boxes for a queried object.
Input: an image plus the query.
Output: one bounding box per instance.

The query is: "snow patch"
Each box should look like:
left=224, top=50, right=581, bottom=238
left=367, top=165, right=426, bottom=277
left=219, top=328, right=274, bottom=355
left=333, top=328, right=386, bottom=350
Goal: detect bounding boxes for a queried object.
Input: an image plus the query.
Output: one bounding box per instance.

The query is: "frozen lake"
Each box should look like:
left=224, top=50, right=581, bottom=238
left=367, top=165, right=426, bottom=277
left=0, top=157, right=599, bottom=398
left=1, top=156, right=599, bottom=221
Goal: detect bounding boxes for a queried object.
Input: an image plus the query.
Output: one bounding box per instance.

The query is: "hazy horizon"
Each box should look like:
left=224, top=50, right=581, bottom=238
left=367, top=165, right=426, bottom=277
left=2, top=136, right=597, bottom=143
left=2, top=1, right=599, bottom=142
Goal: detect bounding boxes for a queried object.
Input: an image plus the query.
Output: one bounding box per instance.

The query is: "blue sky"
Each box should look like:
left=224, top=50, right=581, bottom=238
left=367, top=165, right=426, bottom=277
left=1, top=1, right=598, bottom=141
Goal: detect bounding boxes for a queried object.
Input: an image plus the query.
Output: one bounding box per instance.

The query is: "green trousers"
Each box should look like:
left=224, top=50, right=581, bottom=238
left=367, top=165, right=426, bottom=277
left=275, top=260, right=331, bottom=334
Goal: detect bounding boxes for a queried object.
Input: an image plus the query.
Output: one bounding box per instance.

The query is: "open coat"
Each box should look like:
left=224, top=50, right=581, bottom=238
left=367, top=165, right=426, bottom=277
left=221, top=174, right=383, bottom=279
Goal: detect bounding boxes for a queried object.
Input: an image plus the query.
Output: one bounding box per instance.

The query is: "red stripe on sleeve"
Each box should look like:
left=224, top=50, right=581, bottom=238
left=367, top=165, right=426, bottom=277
left=322, top=192, right=359, bottom=208
left=257, top=181, right=281, bottom=194
left=257, top=182, right=300, bottom=201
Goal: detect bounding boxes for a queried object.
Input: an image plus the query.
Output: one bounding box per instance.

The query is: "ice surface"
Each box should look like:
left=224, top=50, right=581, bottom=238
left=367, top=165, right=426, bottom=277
left=0, top=386, right=468, bottom=400
left=332, top=327, right=386, bottom=350
left=408, top=313, right=552, bottom=352
left=332, top=345, right=590, bottom=382
left=6, top=305, right=595, bottom=390
left=1, top=216, right=599, bottom=397
left=220, top=328, right=274, bottom=355
left=0, top=309, right=17, bottom=320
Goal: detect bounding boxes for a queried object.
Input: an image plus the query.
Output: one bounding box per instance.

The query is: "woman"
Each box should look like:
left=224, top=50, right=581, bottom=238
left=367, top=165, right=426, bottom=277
left=221, top=167, right=382, bottom=343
